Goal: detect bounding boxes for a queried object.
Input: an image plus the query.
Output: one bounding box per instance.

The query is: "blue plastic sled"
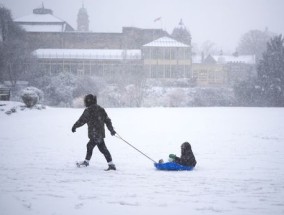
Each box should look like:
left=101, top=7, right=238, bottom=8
left=154, top=162, right=194, bottom=171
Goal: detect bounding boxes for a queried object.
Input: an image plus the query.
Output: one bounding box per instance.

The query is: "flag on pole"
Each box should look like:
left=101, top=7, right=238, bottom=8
left=154, top=17, right=161, bottom=22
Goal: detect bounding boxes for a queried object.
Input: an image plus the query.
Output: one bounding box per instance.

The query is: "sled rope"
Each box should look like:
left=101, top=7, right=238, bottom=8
left=115, top=133, right=157, bottom=163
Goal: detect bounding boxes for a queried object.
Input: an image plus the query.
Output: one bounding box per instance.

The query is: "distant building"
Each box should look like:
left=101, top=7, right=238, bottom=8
left=14, top=5, right=75, bottom=50
left=192, top=55, right=227, bottom=86
left=14, top=6, right=169, bottom=50
left=33, top=48, right=143, bottom=82
left=14, top=5, right=255, bottom=86
left=32, top=36, right=191, bottom=81
left=77, top=4, right=89, bottom=32
left=143, top=37, right=192, bottom=78
left=214, top=55, right=256, bottom=85
left=192, top=54, right=256, bottom=86
left=14, top=5, right=74, bottom=33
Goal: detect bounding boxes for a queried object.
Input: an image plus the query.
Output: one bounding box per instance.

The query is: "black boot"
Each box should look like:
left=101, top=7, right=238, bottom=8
left=105, top=164, right=116, bottom=171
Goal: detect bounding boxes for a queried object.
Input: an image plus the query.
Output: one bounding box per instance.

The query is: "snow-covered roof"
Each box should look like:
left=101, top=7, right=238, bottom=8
left=15, top=13, right=64, bottom=23
left=212, top=55, right=256, bottom=64
left=33, top=49, right=142, bottom=60
left=192, top=55, right=202, bottom=64
left=15, top=13, right=73, bottom=32
left=143, top=36, right=189, bottom=48
left=192, top=54, right=256, bottom=64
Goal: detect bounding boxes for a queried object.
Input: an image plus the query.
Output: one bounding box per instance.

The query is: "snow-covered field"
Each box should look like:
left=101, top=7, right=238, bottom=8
left=0, top=102, right=284, bottom=215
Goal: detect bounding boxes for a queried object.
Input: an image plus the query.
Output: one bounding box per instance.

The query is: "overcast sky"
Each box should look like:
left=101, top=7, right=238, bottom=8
left=1, top=0, right=283, bottom=52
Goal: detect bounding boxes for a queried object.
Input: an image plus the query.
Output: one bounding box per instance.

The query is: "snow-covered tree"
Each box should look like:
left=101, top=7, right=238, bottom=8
left=41, top=73, right=76, bottom=107
left=32, top=72, right=106, bottom=107
left=257, top=35, right=284, bottom=106
left=21, top=86, right=44, bottom=108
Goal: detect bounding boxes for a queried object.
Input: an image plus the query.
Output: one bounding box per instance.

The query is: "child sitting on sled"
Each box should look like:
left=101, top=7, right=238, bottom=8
left=160, top=142, right=196, bottom=167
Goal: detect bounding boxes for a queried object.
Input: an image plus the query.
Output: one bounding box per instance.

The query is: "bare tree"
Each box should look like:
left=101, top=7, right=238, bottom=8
left=237, top=29, right=275, bottom=61
left=201, top=40, right=219, bottom=57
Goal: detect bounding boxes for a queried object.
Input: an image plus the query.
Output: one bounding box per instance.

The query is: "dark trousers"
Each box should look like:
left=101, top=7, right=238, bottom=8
left=85, top=138, right=112, bottom=163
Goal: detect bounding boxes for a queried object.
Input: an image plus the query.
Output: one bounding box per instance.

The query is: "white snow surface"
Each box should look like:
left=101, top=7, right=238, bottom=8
left=0, top=102, right=284, bottom=215
left=143, top=36, right=189, bottom=47
left=15, top=14, right=65, bottom=23
left=33, top=49, right=141, bottom=60
left=15, top=14, right=67, bottom=32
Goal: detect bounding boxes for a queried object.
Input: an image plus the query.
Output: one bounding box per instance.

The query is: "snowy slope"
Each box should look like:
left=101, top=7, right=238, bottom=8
left=0, top=102, right=284, bottom=215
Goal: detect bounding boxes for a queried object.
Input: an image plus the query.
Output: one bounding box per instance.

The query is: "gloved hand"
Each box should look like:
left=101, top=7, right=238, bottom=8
left=169, top=154, right=176, bottom=159
left=110, top=130, right=116, bottom=136
left=72, top=125, right=76, bottom=133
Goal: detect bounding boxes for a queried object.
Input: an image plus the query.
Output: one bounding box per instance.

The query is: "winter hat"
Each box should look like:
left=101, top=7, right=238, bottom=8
left=84, top=94, right=97, bottom=107
left=181, top=142, right=191, bottom=150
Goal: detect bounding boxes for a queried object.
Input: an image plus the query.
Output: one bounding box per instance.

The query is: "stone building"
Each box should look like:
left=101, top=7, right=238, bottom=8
left=14, top=5, right=255, bottom=87
left=192, top=55, right=227, bottom=86
left=15, top=6, right=189, bottom=82
left=14, top=6, right=169, bottom=50
left=192, top=54, right=256, bottom=86
left=33, top=36, right=192, bottom=81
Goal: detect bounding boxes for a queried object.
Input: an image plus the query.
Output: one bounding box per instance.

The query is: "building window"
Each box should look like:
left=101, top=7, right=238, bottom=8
left=165, top=65, right=171, bottom=78
left=171, top=48, right=177, bottom=59
left=199, top=70, right=208, bottom=83
left=152, top=48, right=163, bottom=59
left=165, top=49, right=171, bottom=59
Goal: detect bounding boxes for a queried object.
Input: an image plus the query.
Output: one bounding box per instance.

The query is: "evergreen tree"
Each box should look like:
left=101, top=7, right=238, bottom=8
left=234, top=78, right=262, bottom=106
left=257, top=35, right=284, bottom=106
left=0, top=6, right=31, bottom=86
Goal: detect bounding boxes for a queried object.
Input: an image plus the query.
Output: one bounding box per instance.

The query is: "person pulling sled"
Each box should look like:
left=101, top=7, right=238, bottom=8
left=72, top=94, right=117, bottom=171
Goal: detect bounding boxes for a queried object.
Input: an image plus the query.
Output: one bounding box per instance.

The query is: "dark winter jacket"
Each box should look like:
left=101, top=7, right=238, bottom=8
left=174, top=142, right=197, bottom=167
left=73, top=104, right=115, bottom=140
